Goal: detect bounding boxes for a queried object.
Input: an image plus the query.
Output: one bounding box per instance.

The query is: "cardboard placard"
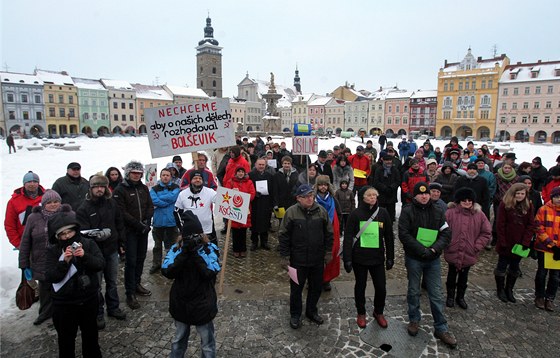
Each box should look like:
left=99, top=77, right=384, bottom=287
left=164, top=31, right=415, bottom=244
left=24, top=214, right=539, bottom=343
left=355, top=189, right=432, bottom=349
left=216, top=187, right=251, bottom=225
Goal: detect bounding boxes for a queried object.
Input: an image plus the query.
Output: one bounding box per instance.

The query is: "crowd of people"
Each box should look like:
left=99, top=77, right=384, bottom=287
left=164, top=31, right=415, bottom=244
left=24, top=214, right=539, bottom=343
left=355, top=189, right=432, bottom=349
left=5, top=133, right=560, bottom=355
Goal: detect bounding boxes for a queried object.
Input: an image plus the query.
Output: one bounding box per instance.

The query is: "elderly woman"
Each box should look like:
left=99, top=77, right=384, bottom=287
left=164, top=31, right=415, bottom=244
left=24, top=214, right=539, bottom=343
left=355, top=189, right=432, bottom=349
left=19, top=189, right=64, bottom=325
left=343, top=187, right=394, bottom=329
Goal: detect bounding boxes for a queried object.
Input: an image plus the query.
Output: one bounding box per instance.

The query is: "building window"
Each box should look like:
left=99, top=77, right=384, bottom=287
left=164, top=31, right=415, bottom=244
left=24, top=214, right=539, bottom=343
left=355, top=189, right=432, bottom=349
left=35, top=94, right=41, bottom=103
left=488, top=80, right=493, bottom=88
left=557, top=116, right=560, bottom=124
left=403, top=117, right=408, bottom=124
left=69, top=108, right=75, bottom=117
left=465, top=82, right=470, bottom=90
left=84, top=113, right=89, bottom=120
left=450, top=82, right=454, bottom=91
left=129, top=103, right=133, bottom=110
left=503, top=88, right=508, bottom=96
left=49, top=107, right=55, bottom=117
left=60, top=108, right=65, bottom=117
left=458, top=97, right=463, bottom=106
left=21, top=94, right=28, bottom=103
left=121, top=94, right=125, bottom=98
left=522, top=116, right=528, bottom=123
left=524, top=87, right=530, bottom=95
left=546, top=101, right=552, bottom=109
left=458, top=82, right=463, bottom=91
left=512, top=103, right=517, bottom=109
left=545, top=116, right=550, bottom=123
left=7, top=93, right=14, bottom=102
left=547, top=85, right=553, bottom=94
left=481, top=110, right=489, bottom=119
left=200, top=80, right=204, bottom=87
left=92, top=99, right=96, bottom=106
left=101, top=113, right=106, bottom=120
left=511, top=117, right=516, bottom=124
left=59, top=95, right=64, bottom=103
left=481, top=95, right=490, bottom=106
left=444, top=83, right=448, bottom=91
left=388, top=105, right=392, bottom=113
left=122, top=114, right=126, bottom=121
left=212, top=67, right=216, bottom=74
left=114, top=114, right=118, bottom=121
left=36, top=112, right=42, bottom=120
left=8, top=110, right=15, bottom=119
left=121, top=102, right=125, bottom=109
left=130, top=115, right=134, bottom=121
left=396, top=105, right=400, bottom=112
left=535, top=86, right=541, bottom=94
left=200, top=66, right=203, bottom=74
left=93, top=113, right=97, bottom=120
left=443, top=111, right=450, bottom=119
left=472, top=80, right=476, bottom=89
left=387, top=117, right=392, bottom=124
left=213, top=80, right=216, bottom=87
left=532, top=116, right=538, bottom=123
left=513, top=88, right=518, bottom=95
left=523, top=102, right=529, bottom=109
left=404, top=105, right=408, bottom=112
left=481, top=80, right=486, bottom=89
left=457, top=111, right=461, bottom=119
left=534, top=102, right=540, bottom=109
left=500, top=116, right=506, bottom=124
left=113, top=102, right=118, bottom=109
left=501, top=103, right=507, bottom=110
left=69, top=95, right=73, bottom=104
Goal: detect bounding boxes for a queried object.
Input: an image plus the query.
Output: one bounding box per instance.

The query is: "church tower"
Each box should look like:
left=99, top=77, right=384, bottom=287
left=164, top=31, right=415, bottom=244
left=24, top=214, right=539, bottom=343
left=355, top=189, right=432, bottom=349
left=196, top=16, right=223, bottom=97
left=293, top=65, right=301, bottom=94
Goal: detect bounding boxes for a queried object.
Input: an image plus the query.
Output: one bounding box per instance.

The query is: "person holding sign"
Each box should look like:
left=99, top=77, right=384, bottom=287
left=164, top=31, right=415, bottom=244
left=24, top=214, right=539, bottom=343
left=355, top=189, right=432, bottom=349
left=443, top=188, right=491, bottom=310
left=532, top=186, right=560, bottom=311
left=225, top=167, right=256, bottom=258
left=398, top=182, right=456, bottom=349
left=278, top=184, right=333, bottom=330
left=495, top=183, right=536, bottom=304
left=343, top=187, right=394, bottom=329
left=248, top=158, right=275, bottom=251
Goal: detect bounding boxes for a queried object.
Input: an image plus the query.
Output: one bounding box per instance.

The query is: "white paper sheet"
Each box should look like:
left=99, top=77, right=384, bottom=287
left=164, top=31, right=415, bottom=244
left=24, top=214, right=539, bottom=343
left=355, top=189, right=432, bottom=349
left=52, top=252, right=77, bottom=292
left=256, top=180, right=269, bottom=195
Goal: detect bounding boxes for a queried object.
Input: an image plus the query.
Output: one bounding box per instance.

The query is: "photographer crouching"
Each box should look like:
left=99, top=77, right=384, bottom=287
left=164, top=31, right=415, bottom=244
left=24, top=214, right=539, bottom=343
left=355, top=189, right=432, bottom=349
left=45, top=205, right=105, bottom=358
left=162, top=210, right=220, bottom=358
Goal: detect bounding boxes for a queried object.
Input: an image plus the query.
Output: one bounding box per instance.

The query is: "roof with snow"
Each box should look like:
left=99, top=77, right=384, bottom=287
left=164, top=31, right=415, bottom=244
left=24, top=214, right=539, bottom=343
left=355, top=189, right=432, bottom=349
left=386, top=91, right=414, bottom=100
left=0, top=72, right=43, bottom=86
left=164, top=85, right=209, bottom=98
left=308, top=96, right=332, bottom=106
left=72, top=77, right=106, bottom=90
left=411, top=90, right=438, bottom=99
left=100, top=79, right=134, bottom=90
left=34, top=69, right=74, bottom=85
left=292, top=93, right=317, bottom=103
left=499, top=61, right=560, bottom=83
left=132, top=84, right=173, bottom=101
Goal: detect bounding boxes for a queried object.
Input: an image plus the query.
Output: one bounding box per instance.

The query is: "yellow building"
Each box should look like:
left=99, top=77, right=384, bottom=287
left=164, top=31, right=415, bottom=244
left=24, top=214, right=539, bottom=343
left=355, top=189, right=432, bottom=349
left=35, top=70, right=79, bottom=136
left=436, top=49, right=509, bottom=139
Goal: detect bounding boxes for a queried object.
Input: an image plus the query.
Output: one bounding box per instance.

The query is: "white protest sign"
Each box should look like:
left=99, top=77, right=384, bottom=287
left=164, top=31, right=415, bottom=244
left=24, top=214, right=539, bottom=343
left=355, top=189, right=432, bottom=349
left=144, top=164, right=158, bottom=190
left=216, top=187, right=251, bottom=225
left=145, top=98, right=236, bottom=158
left=292, top=136, right=318, bottom=155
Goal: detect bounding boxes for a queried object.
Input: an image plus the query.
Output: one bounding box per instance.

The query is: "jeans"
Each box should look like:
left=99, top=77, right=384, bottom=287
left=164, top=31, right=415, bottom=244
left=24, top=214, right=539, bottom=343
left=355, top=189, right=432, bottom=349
left=535, top=251, right=560, bottom=300
left=353, top=263, right=386, bottom=315
left=52, top=298, right=101, bottom=358
left=124, top=231, right=148, bottom=296
left=170, top=320, right=216, bottom=358
left=289, top=264, right=324, bottom=318
left=495, top=254, right=522, bottom=276
left=405, top=256, right=448, bottom=333
left=152, top=227, right=178, bottom=267
left=98, top=251, right=120, bottom=314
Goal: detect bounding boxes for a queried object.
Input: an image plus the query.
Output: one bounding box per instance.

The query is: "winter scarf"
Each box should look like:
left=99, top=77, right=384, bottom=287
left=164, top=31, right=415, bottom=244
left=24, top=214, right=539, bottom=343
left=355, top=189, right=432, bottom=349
left=465, top=172, right=478, bottom=180
left=497, top=167, right=517, bottom=182
left=383, top=163, right=392, bottom=177
left=316, top=192, right=335, bottom=222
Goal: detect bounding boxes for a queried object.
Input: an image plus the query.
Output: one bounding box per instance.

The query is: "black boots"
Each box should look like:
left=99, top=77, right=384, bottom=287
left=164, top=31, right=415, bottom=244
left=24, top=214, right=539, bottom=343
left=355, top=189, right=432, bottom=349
left=456, top=287, right=468, bottom=309
left=505, top=274, right=518, bottom=303
left=447, top=283, right=467, bottom=309
left=495, top=275, right=508, bottom=302
left=446, top=284, right=455, bottom=308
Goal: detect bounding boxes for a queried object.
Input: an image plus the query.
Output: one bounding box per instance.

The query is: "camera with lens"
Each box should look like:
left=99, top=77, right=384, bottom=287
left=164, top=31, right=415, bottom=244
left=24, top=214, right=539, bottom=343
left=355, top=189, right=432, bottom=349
left=184, top=233, right=205, bottom=252
left=71, top=242, right=82, bottom=252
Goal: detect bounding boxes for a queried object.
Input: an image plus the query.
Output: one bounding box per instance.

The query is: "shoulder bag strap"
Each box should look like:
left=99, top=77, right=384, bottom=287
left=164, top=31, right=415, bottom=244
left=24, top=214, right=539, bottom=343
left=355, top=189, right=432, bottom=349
left=352, top=207, right=380, bottom=247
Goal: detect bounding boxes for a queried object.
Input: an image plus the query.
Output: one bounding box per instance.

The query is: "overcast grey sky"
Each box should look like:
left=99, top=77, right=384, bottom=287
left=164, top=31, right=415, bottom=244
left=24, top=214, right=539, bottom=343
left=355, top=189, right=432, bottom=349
left=2, top=0, right=559, bottom=97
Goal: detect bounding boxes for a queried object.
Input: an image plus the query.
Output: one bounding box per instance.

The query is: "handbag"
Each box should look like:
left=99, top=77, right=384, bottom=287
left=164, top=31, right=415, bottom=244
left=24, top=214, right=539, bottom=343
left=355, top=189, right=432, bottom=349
left=15, top=272, right=37, bottom=310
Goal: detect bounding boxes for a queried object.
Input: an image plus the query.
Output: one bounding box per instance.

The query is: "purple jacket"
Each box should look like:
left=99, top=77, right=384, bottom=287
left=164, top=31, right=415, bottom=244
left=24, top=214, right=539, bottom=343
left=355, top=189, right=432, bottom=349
left=444, top=202, right=492, bottom=269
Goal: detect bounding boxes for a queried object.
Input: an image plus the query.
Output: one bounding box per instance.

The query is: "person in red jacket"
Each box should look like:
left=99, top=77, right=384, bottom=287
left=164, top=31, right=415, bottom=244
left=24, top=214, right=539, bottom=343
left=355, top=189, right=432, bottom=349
left=542, top=166, right=560, bottom=203
left=225, top=167, right=256, bottom=257
left=348, top=146, right=371, bottom=195
left=4, top=171, right=45, bottom=248
left=401, top=159, right=429, bottom=204
left=223, top=146, right=251, bottom=189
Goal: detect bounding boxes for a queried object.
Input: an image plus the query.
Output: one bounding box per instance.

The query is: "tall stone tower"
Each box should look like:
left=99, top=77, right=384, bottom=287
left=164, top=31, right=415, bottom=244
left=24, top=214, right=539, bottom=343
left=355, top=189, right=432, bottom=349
left=196, top=16, right=222, bottom=97
left=294, top=65, right=301, bottom=94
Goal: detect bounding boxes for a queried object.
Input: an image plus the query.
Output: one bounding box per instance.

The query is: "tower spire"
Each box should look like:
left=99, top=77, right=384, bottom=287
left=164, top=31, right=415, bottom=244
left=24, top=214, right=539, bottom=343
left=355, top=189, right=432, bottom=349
left=294, top=64, right=301, bottom=94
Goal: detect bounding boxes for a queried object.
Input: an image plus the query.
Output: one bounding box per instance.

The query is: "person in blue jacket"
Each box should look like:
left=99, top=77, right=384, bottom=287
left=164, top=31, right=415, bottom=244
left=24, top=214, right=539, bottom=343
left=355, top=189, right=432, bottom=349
left=149, top=168, right=180, bottom=274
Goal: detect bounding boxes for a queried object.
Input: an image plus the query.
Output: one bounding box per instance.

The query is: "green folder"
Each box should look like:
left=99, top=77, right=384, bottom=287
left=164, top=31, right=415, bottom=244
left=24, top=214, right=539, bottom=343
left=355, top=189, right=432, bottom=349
left=360, top=221, right=379, bottom=248
left=416, top=227, right=438, bottom=247
left=511, top=244, right=530, bottom=258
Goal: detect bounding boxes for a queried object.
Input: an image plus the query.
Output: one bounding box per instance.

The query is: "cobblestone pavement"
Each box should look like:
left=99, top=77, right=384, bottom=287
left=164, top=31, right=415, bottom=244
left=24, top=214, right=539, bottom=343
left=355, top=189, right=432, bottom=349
left=2, top=227, right=558, bottom=357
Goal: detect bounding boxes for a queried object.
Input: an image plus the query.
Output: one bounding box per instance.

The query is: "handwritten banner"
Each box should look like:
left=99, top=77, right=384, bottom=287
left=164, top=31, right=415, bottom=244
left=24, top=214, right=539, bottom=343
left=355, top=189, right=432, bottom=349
left=216, top=187, right=251, bottom=225
left=292, top=136, right=318, bottom=155
left=145, top=98, right=235, bottom=158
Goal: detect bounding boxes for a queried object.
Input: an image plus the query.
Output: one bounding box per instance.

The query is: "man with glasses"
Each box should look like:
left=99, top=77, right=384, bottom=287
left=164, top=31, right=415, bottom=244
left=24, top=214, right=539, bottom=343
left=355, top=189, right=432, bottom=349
left=52, top=162, right=90, bottom=211
left=278, top=184, right=334, bottom=329
left=180, top=153, right=218, bottom=190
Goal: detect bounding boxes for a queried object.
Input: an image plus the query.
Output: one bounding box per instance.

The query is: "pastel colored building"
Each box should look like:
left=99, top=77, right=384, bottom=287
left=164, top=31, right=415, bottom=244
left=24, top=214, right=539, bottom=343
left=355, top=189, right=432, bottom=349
left=278, top=98, right=293, bottom=133
left=163, top=85, right=209, bottom=104
left=291, top=94, right=317, bottom=126
left=436, top=48, right=509, bottom=139
left=0, top=72, right=46, bottom=137
left=384, top=90, right=413, bottom=137
left=72, top=77, right=110, bottom=136
left=35, top=69, right=78, bottom=136
left=325, top=98, right=345, bottom=134
left=496, top=60, right=560, bottom=143
left=229, top=98, right=246, bottom=132
left=101, top=79, right=136, bottom=133
left=410, top=90, right=437, bottom=136
left=133, top=84, right=173, bottom=133
left=344, top=99, right=369, bottom=132
left=308, top=96, right=331, bottom=133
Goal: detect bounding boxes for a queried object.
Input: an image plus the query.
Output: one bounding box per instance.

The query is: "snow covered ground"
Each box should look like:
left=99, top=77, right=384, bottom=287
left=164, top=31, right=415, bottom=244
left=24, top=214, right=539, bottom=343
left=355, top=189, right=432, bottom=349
left=1, top=135, right=559, bottom=314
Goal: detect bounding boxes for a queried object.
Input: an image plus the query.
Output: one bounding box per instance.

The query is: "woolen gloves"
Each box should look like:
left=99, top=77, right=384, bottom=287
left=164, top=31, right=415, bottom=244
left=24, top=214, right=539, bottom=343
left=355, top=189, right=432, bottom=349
left=552, top=246, right=560, bottom=261
left=344, top=261, right=353, bottom=273
left=385, top=259, right=394, bottom=271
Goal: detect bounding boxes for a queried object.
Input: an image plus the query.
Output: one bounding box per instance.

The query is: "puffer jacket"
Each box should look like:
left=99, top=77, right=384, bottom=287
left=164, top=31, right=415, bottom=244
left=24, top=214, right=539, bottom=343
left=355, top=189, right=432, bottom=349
left=398, top=199, right=451, bottom=261
left=162, top=244, right=218, bottom=326
left=444, top=202, right=492, bottom=269
left=278, top=202, right=333, bottom=267
left=434, top=163, right=458, bottom=203
left=225, top=175, right=256, bottom=229
left=112, top=179, right=154, bottom=232
left=333, top=164, right=355, bottom=191
left=51, top=175, right=90, bottom=211
left=534, top=201, right=560, bottom=253
left=496, top=201, right=535, bottom=257
left=343, top=202, right=394, bottom=266
left=348, top=154, right=371, bottom=187
left=150, top=181, right=180, bottom=228
left=335, top=188, right=355, bottom=214
left=372, top=164, right=401, bottom=204
left=401, top=167, right=429, bottom=203
left=4, top=186, right=45, bottom=248
left=44, top=235, right=104, bottom=305
left=18, top=206, right=55, bottom=280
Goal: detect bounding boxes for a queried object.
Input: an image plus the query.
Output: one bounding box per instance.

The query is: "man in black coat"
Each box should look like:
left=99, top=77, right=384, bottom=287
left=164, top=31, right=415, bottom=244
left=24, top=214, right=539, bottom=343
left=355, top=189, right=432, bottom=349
left=248, top=158, right=275, bottom=250
left=530, top=156, right=549, bottom=192
left=77, top=174, right=127, bottom=327
left=372, top=155, right=401, bottom=222
left=273, top=156, right=299, bottom=211
left=315, top=150, right=334, bottom=183
left=454, top=163, right=489, bottom=218
left=52, top=162, right=90, bottom=211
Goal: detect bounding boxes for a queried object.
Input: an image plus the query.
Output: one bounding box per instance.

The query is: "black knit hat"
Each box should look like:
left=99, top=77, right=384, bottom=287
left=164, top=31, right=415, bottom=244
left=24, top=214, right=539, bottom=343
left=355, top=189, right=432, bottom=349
left=413, top=182, right=429, bottom=196
left=181, top=210, right=203, bottom=236
left=47, top=204, right=78, bottom=242
left=454, top=187, right=477, bottom=203
left=189, top=170, right=203, bottom=181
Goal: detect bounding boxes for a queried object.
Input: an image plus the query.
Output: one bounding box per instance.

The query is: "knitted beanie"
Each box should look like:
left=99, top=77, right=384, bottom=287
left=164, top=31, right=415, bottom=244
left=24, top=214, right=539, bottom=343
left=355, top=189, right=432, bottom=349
left=41, top=189, right=61, bottom=205
left=23, top=171, right=40, bottom=184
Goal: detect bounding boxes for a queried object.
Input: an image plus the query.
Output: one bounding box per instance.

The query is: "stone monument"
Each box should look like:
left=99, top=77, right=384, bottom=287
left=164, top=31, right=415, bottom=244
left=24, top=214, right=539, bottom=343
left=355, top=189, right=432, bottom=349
left=262, top=72, right=282, bottom=133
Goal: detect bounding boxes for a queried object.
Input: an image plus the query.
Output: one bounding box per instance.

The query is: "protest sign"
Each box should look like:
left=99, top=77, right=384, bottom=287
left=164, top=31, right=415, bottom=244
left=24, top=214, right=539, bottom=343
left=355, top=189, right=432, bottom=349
left=292, top=136, right=318, bottom=155
left=144, top=164, right=158, bottom=190
left=145, top=98, right=235, bottom=158
left=216, top=187, right=251, bottom=225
